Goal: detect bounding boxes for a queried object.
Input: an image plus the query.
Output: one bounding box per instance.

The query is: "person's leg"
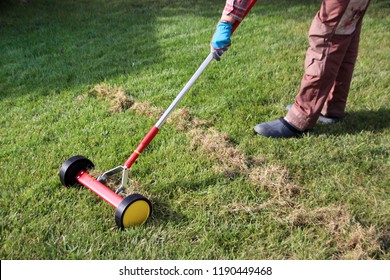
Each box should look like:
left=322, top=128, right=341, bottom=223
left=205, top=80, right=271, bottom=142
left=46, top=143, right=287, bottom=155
left=255, top=0, right=350, bottom=137
left=320, top=16, right=363, bottom=118
left=284, top=0, right=353, bottom=130
left=255, top=0, right=370, bottom=137
left=286, top=33, right=355, bottom=128
left=286, top=0, right=371, bottom=130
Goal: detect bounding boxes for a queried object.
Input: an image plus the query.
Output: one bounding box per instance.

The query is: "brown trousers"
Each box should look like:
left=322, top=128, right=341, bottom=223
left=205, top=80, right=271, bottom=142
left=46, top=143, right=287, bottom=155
left=285, top=0, right=370, bottom=130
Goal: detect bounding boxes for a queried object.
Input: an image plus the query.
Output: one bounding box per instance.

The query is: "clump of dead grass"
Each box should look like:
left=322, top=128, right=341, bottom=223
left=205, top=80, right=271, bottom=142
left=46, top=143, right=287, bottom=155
left=288, top=206, right=349, bottom=230
left=131, top=101, right=164, bottom=119
left=167, top=108, right=211, bottom=131
left=79, top=83, right=134, bottom=113
left=287, top=205, right=382, bottom=259
left=340, top=224, right=381, bottom=259
left=130, top=104, right=212, bottom=131
left=189, top=128, right=251, bottom=172
left=249, top=165, right=301, bottom=199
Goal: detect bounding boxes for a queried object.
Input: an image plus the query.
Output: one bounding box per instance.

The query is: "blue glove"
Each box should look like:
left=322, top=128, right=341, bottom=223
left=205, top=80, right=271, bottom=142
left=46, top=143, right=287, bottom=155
left=211, top=21, right=234, bottom=61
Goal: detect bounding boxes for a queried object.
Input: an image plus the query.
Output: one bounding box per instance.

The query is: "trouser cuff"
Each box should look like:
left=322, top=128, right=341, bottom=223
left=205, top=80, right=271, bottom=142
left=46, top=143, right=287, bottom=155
left=285, top=104, right=317, bottom=131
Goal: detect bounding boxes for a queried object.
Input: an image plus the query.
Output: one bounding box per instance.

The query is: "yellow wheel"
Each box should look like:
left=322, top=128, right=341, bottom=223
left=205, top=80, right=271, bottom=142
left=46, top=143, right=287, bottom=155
left=115, top=194, right=152, bottom=229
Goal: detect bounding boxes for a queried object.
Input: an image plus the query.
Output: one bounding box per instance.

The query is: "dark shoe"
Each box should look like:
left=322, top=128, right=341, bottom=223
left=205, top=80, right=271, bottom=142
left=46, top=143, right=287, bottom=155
left=318, top=115, right=342, bottom=123
left=285, top=104, right=342, bottom=124
left=254, top=117, right=303, bottom=138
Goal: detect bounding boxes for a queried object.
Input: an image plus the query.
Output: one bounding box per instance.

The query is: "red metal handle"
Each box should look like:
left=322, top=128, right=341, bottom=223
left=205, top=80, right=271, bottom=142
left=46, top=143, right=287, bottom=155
left=124, top=126, right=159, bottom=168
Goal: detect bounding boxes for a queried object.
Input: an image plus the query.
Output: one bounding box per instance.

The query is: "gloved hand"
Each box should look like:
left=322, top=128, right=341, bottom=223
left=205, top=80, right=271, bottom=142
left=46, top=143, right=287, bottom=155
left=210, top=21, right=234, bottom=61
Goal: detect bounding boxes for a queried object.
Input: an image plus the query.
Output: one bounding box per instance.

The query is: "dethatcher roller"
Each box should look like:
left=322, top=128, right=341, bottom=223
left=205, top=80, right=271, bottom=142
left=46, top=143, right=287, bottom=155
left=59, top=156, right=152, bottom=229
left=59, top=0, right=257, bottom=229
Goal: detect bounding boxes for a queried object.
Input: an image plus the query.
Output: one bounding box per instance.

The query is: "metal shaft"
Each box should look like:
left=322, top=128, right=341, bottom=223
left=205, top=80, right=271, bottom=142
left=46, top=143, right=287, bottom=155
left=155, top=53, right=214, bottom=128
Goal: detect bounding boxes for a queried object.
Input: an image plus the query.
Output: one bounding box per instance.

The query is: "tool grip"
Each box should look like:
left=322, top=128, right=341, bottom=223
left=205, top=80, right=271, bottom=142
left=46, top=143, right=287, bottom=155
left=124, top=126, right=159, bottom=168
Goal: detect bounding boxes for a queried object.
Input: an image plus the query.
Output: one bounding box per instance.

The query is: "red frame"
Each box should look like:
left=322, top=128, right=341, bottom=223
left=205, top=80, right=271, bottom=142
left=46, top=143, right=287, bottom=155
left=76, top=170, right=123, bottom=208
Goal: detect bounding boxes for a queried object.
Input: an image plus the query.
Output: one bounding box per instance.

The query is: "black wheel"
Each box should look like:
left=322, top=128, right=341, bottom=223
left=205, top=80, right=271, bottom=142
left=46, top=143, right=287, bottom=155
left=115, top=193, right=152, bottom=229
left=59, top=155, right=94, bottom=187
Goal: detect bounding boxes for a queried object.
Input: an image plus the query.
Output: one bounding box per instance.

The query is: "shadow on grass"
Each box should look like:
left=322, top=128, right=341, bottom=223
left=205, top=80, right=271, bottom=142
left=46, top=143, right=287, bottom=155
left=1, top=1, right=159, bottom=99
left=313, top=108, right=390, bottom=136
left=149, top=198, right=189, bottom=226
left=0, top=0, right=224, bottom=99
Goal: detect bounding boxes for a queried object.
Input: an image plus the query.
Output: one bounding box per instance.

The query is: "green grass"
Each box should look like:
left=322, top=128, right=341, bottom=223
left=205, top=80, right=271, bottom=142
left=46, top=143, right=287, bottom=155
left=1, top=0, right=389, bottom=260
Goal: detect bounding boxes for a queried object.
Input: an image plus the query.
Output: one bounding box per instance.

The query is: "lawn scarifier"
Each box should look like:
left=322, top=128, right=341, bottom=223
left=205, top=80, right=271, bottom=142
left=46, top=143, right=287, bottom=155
left=59, top=0, right=257, bottom=229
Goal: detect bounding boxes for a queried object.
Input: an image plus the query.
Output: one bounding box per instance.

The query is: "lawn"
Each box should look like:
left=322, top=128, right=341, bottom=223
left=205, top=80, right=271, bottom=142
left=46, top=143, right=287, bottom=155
left=0, top=0, right=389, bottom=260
